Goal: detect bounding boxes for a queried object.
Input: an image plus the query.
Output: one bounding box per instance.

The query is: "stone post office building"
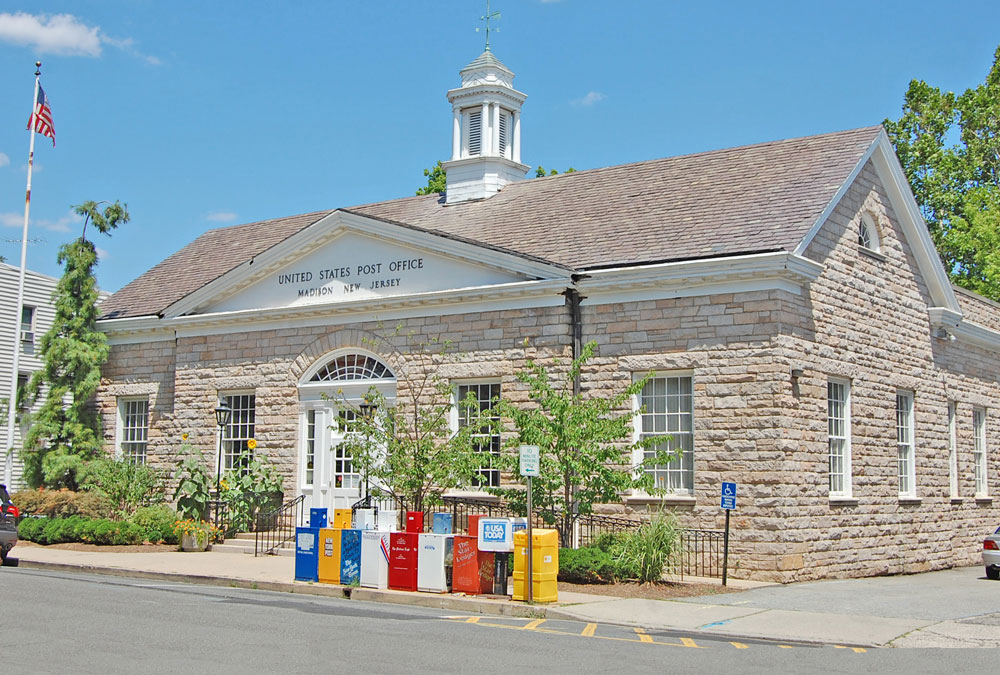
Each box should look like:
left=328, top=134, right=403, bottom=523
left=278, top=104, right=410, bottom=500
left=95, top=49, right=999, bottom=582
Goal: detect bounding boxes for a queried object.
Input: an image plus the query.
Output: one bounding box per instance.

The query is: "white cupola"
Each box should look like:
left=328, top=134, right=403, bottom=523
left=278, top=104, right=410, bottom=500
left=442, top=50, right=529, bottom=204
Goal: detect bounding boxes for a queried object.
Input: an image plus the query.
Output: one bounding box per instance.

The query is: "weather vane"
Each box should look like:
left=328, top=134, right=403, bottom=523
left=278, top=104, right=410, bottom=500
left=476, top=0, right=500, bottom=52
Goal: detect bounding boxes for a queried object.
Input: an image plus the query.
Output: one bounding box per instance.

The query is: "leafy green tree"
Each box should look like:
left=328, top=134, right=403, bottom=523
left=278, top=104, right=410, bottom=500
left=490, top=342, right=673, bottom=546
left=534, top=166, right=576, bottom=177
left=884, top=46, right=1000, bottom=298
left=336, top=332, right=490, bottom=514
left=416, top=161, right=446, bottom=195
left=22, top=200, right=130, bottom=488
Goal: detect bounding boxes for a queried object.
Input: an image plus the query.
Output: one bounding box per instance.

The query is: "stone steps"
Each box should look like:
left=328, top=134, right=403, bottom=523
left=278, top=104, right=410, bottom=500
left=212, top=532, right=295, bottom=557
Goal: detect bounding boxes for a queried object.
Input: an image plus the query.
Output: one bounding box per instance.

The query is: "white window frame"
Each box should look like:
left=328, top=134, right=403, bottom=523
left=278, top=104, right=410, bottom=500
left=453, top=380, right=502, bottom=489
left=827, top=379, right=852, bottom=498
left=948, top=401, right=959, bottom=499
left=20, top=305, right=36, bottom=344
left=634, top=372, right=694, bottom=496
left=858, top=212, right=881, bottom=253
left=116, top=397, right=149, bottom=464
left=974, top=407, right=988, bottom=497
left=301, top=406, right=319, bottom=489
left=220, top=391, right=256, bottom=476
left=896, top=391, right=916, bottom=498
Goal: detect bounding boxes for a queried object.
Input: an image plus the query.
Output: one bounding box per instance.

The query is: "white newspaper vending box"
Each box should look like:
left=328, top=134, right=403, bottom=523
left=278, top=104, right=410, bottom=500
left=416, top=533, right=454, bottom=593
left=360, top=530, right=391, bottom=589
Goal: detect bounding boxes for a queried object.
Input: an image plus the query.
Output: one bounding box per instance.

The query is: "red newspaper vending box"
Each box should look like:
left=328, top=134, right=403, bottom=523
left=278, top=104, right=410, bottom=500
left=451, top=535, right=494, bottom=595
left=467, top=514, right=484, bottom=536
left=405, top=511, right=424, bottom=533
left=388, top=531, right=419, bottom=591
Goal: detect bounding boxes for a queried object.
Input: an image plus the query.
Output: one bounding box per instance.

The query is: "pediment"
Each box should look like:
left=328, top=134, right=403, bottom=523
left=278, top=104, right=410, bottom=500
left=170, top=211, right=563, bottom=317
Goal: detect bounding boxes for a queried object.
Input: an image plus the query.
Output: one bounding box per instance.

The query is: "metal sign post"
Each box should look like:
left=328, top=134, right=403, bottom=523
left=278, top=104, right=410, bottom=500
left=519, top=445, right=540, bottom=604
left=720, top=481, right=737, bottom=586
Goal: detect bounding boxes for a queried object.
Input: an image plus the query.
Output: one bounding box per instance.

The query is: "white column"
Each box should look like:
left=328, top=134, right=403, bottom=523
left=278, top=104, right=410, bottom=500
left=451, top=109, right=461, bottom=161
left=513, top=111, right=521, bottom=163
left=481, top=102, right=490, bottom=157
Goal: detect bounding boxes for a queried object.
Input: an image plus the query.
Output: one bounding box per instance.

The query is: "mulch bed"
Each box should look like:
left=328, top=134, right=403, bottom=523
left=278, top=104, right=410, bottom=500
left=558, top=580, right=742, bottom=601
left=18, top=541, right=177, bottom=554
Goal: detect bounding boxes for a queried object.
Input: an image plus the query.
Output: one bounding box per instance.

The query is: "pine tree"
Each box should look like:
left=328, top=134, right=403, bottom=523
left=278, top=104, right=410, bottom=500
left=22, top=200, right=129, bottom=488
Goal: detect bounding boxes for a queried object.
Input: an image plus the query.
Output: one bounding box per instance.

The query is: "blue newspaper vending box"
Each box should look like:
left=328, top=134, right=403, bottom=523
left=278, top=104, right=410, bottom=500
left=309, top=508, right=328, bottom=528
left=340, top=528, right=362, bottom=585
left=295, top=526, right=320, bottom=582
left=432, top=512, right=453, bottom=534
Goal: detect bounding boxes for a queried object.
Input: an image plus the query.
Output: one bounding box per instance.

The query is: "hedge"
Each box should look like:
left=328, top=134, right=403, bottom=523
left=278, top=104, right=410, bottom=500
left=19, top=516, right=153, bottom=546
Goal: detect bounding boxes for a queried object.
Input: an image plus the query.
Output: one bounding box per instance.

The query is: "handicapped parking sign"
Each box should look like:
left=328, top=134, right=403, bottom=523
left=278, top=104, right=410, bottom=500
left=721, top=482, right=737, bottom=510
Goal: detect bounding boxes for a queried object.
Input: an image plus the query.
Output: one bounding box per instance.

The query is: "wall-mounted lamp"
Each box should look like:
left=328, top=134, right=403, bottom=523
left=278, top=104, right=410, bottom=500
left=934, top=327, right=956, bottom=341
left=790, top=368, right=804, bottom=380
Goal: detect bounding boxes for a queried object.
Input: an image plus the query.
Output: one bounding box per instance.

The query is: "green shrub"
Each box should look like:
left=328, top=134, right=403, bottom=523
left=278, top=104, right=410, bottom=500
left=616, top=512, right=682, bottom=583
left=558, top=546, right=622, bottom=584
left=130, top=505, right=179, bottom=544
left=82, top=458, right=164, bottom=519
left=16, top=517, right=46, bottom=542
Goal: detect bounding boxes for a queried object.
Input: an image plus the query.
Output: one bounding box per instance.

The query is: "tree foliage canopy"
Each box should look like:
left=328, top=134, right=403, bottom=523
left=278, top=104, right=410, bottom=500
left=22, top=200, right=130, bottom=488
left=884, top=46, right=1000, bottom=299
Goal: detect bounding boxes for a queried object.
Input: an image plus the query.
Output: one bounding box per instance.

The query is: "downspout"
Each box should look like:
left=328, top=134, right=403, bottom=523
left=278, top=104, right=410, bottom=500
left=563, top=280, right=585, bottom=547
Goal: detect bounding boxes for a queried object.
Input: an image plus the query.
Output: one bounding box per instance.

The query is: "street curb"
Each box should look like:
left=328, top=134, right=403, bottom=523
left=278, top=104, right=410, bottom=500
left=17, top=559, right=546, bottom=619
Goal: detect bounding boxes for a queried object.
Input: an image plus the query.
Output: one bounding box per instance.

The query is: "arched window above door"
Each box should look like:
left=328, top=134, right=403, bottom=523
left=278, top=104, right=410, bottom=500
left=309, top=353, right=394, bottom=382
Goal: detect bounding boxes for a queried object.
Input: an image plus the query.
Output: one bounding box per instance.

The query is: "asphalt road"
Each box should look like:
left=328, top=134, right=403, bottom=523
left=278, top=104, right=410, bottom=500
left=0, top=568, right=994, bottom=674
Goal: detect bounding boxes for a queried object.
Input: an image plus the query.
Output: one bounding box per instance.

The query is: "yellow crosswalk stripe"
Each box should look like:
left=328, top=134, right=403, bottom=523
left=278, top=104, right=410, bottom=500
left=523, top=619, right=546, bottom=630
left=680, top=637, right=700, bottom=648
left=730, top=642, right=749, bottom=649
left=581, top=623, right=597, bottom=637
left=634, top=628, right=654, bottom=643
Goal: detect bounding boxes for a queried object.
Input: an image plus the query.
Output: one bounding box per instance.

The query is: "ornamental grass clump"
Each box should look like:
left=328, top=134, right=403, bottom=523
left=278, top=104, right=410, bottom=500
left=616, top=512, right=683, bottom=584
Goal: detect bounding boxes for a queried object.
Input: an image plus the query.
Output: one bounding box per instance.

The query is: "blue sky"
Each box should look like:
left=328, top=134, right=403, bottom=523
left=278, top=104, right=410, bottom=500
left=1, top=1, right=999, bottom=292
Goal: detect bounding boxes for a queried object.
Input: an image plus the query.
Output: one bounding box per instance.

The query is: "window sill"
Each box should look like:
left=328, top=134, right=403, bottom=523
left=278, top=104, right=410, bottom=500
left=898, top=496, right=922, bottom=505
left=975, top=495, right=993, bottom=505
left=624, top=494, right=696, bottom=506
left=950, top=497, right=964, bottom=504
left=442, top=489, right=500, bottom=501
left=829, top=496, right=858, bottom=506
left=859, top=247, right=887, bottom=262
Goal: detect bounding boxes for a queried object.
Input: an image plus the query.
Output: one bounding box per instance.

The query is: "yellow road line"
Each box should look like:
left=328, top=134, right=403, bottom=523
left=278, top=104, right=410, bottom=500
left=730, top=641, right=749, bottom=649
left=465, top=617, right=480, bottom=624
left=680, top=637, right=701, bottom=649
left=779, top=645, right=794, bottom=649
left=581, top=623, right=597, bottom=637
left=634, top=628, right=654, bottom=643
left=523, top=619, right=546, bottom=630
left=853, top=648, right=867, bottom=653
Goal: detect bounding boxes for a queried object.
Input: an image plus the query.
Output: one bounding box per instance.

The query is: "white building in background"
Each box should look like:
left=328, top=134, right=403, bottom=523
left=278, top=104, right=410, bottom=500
left=1, top=262, right=59, bottom=489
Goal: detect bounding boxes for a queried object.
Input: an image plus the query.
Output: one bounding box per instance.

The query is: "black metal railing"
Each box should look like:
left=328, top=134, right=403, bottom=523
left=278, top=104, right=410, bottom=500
left=676, top=528, right=725, bottom=579
left=208, top=499, right=231, bottom=541
left=254, top=495, right=305, bottom=556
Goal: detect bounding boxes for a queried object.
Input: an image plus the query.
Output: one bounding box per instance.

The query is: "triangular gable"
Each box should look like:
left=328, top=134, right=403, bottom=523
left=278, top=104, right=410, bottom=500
left=163, top=210, right=570, bottom=318
left=793, top=128, right=961, bottom=315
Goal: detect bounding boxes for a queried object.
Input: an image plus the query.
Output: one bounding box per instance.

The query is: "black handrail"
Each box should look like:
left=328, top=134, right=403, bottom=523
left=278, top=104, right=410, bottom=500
left=254, top=495, right=305, bottom=556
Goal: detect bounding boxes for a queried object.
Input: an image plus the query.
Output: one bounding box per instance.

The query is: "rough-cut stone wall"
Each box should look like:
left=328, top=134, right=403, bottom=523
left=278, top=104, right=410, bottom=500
left=96, top=162, right=1000, bottom=583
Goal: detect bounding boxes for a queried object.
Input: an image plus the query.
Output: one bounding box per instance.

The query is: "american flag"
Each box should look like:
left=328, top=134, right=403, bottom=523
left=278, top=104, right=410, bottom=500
left=27, top=84, right=55, bottom=147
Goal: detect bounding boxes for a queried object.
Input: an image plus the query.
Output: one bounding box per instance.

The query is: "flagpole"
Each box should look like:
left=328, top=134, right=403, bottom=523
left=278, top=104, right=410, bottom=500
left=4, top=61, right=41, bottom=487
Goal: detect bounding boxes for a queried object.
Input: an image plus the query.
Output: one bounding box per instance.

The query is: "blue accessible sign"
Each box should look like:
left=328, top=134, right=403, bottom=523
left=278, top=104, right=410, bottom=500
left=721, top=481, right=737, bottom=510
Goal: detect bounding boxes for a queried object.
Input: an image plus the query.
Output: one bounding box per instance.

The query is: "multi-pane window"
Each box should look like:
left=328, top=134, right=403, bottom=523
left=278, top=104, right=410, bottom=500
left=335, top=409, right=363, bottom=490
left=639, top=376, right=694, bottom=494
left=310, top=354, right=392, bottom=382
left=828, top=380, right=851, bottom=496
left=858, top=214, right=880, bottom=253
left=896, top=392, right=915, bottom=497
left=118, top=398, right=149, bottom=464
left=974, top=408, right=988, bottom=496
left=16, top=372, right=28, bottom=411
left=221, top=393, right=255, bottom=474
left=457, top=383, right=501, bottom=488
left=304, top=409, right=316, bottom=486
left=948, top=402, right=959, bottom=498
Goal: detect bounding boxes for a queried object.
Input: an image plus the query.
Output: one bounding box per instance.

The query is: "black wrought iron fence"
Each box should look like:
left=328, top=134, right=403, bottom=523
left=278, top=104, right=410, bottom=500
left=676, top=528, right=725, bottom=579
left=254, top=494, right=305, bottom=556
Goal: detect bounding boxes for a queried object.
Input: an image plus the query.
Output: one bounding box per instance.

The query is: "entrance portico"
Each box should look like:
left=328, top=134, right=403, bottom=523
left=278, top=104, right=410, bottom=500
left=297, top=350, right=396, bottom=513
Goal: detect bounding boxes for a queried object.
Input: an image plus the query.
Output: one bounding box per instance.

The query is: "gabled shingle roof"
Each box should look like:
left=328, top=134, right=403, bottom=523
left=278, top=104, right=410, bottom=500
left=99, top=126, right=882, bottom=320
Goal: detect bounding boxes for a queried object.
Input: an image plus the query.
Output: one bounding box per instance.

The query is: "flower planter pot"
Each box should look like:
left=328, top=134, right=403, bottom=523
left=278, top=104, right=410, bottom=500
left=180, top=532, right=210, bottom=552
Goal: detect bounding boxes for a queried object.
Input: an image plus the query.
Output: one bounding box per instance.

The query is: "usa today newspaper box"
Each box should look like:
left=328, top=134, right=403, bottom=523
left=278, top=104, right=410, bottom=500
left=478, top=517, right=515, bottom=595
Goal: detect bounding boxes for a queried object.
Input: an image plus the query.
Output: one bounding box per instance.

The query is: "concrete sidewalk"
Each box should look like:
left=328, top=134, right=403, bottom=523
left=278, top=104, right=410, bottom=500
left=10, top=544, right=999, bottom=648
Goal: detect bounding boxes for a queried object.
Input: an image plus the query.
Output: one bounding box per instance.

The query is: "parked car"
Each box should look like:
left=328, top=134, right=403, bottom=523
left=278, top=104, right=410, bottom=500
left=0, top=483, right=17, bottom=565
left=985, top=526, right=1000, bottom=580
